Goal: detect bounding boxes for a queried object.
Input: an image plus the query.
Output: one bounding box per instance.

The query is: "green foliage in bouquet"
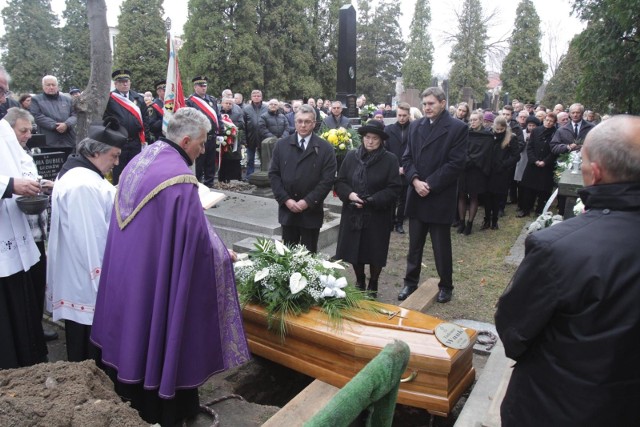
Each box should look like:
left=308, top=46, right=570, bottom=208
left=234, top=239, right=374, bottom=338
left=317, top=124, right=362, bottom=154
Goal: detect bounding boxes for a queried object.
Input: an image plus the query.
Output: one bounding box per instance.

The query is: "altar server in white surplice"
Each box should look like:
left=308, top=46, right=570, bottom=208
left=46, top=117, right=127, bottom=362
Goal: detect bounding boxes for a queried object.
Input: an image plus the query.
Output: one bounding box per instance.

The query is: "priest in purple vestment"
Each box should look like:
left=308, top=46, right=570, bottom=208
left=91, top=107, right=250, bottom=425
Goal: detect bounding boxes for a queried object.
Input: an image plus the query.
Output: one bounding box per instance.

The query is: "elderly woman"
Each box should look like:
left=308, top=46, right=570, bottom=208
left=1, top=108, right=48, bottom=369
left=519, top=112, right=558, bottom=217
left=334, top=120, right=401, bottom=297
left=5, top=108, right=57, bottom=342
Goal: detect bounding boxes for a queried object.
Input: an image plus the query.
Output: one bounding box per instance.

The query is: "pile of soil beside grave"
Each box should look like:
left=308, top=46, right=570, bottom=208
left=0, top=360, right=147, bottom=426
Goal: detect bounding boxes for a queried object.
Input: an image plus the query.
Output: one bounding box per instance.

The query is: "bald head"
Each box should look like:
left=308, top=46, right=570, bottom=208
left=582, top=115, right=640, bottom=185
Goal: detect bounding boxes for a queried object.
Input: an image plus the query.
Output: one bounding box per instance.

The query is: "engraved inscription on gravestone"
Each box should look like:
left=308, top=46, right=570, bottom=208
left=33, top=152, right=66, bottom=181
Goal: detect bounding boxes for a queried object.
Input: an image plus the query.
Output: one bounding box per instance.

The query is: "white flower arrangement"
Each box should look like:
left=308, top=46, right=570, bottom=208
left=234, top=238, right=372, bottom=337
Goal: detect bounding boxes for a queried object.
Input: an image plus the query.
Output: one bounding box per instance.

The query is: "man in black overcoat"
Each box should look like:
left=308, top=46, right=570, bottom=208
left=495, top=115, right=640, bottom=426
left=384, top=102, right=411, bottom=234
left=398, top=87, right=468, bottom=303
left=269, top=104, right=336, bottom=253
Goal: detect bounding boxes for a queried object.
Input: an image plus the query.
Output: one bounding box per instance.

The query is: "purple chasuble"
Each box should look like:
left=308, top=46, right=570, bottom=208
left=91, top=140, right=250, bottom=399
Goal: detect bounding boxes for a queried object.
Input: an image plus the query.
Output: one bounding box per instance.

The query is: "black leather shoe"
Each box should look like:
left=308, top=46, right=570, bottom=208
left=516, top=210, right=529, bottom=218
left=480, top=220, right=490, bottom=230
left=437, top=288, right=452, bottom=303
left=397, top=285, right=417, bottom=301
left=43, top=328, right=58, bottom=341
left=395, top=224, right=405, bottom=234
left=456, top=222, right=465, bottom=234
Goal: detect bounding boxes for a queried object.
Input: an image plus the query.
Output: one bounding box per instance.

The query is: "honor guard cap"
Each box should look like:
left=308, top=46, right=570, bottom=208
left=89, top=117, right=128, bottom=148
left=154, top=80, right=166, bottom=90
left=192, top=76, right=208, bottom=86
left=112, top=69, right=132, bottom=81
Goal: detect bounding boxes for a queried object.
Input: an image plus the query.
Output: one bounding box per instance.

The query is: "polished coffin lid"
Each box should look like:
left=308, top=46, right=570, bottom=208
left=242, top=302, right=477, bottom=416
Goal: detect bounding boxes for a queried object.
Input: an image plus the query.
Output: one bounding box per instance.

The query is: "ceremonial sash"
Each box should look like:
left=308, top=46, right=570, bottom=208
left=152, top=103, right=164, bottom=116
left=110, top=92, right=146, bottom=143
left=189, top=95, right=219, bottom=129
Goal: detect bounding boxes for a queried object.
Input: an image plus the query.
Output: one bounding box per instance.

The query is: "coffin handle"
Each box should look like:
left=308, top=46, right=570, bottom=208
left=400, top=370, right=418, bottom=383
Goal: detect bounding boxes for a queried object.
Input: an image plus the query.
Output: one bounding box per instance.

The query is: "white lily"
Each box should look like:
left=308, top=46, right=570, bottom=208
left=320, top=274, right=348, bottom=298
left=254, top=267, right=270, bottom=282
left=322, top=260, right=345, bottom=270
left=274, top=239, right=289, bottom=255
left=289, top=272, right=308, bottom=295
left=234, top=260, right=254, bottom=268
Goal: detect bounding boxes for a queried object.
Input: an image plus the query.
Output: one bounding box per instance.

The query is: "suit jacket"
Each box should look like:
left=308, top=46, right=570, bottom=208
left=268, top=133, right=336, bottom=229
left=550, top=119, right=594, bottom=155
left=402, top=112, right=468, bottom=224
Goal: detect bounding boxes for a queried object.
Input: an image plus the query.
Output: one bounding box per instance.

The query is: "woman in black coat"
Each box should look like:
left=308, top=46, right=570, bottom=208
left=483, top=116, right=521, bottom=229
left=519, top=112, right=558, bottom=217
left=457, top=112, right=493, bottom=235
left=335, top=120, right=401, bottom=297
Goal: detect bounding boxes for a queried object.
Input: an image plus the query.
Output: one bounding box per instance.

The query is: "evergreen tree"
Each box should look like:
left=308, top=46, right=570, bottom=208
left=113, top=0, right=166, bottom=93
left=182, top=0, right=317, bottom=100
left=356, top=0, right=405, bottom=103
left=541, top=36, right=581, bottom=108
left=447, top=0, right=488, bottom=104
left=254, top=0, right=319, bottom=99
left=59, top=0, right=91, bottom=92
left=1, top=0, right=59, bottom=93
left=181, top=0, right=259, bottom=98
left=500, top=0, right=546, bottom=104
left=571, top=0, right=640, bottom=113
left=308, top=0, right=342, bottom=99
left=401, top=0, right=434, bottom=92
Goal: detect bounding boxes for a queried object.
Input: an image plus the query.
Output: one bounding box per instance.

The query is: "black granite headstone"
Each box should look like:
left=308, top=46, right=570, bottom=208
left=337, top=5, right=356, bottom=117
left=33, top=152, right=66, bottom=181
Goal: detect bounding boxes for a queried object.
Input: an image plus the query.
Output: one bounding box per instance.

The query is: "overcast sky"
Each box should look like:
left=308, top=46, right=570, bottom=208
left=1, top=0, right=584, bottom=78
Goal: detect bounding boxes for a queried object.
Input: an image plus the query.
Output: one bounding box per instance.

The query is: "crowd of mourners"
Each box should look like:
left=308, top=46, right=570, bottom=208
left=4, top=61, right=634, bottom=427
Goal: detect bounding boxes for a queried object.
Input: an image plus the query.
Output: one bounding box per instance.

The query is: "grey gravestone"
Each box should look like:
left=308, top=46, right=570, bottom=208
left=336, top=5, right=356, bottom=117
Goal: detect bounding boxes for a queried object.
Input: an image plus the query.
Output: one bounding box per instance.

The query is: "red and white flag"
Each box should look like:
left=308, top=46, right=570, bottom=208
left=162, top=34, right=185, bottom=134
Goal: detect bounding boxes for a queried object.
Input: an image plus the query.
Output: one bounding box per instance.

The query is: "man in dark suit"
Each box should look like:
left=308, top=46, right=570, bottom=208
left=398, top=87, right=468, bottom=303
left=550, top=102, right=595, bottom=215
left=384, top=102, right=411, bottom=234
left=269, top=104, right=336, bottom=253
left=104, top=69, right=148, bottom=184
left=186, top=76, right=222, bottom=186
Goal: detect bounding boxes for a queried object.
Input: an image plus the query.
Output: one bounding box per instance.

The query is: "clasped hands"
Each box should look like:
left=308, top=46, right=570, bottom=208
left=412, top=178, right=430, bottom=197
left=285, top=198, right=309, bottom=213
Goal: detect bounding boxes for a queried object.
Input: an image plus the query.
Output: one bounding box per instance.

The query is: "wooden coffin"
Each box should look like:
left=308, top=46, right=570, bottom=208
left=242, top=302, right=477, bottom=416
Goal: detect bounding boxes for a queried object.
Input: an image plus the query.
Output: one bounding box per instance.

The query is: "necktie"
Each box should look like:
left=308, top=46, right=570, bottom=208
left=574, top=123, right=579, bottom=138
left=299, top=138, right=305, bottom=150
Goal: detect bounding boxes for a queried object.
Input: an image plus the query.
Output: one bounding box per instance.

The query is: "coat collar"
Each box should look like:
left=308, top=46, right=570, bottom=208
left=579, top=182, right=640, bottom=211
left=416, top=113, right=450, bottom=149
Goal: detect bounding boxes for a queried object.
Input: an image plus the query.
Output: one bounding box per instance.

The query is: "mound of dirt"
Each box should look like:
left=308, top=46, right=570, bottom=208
left=0, top=360, right=148, bottom=426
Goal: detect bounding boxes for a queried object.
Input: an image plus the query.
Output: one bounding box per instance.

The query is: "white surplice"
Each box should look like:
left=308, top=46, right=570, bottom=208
left=0, top=119, right=40, bottom=277
left=46, top=166, right=116, bottom=325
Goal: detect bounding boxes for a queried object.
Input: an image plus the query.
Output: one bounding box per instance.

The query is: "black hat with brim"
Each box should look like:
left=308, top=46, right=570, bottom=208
left=69, top=87, right=81, bottom=94
left=357, top=120, right=389, bottom=140
left=154, top=80, right=166, bottom=90
left=192, top=76, right=208, bottom=85
left=112, top=69, right=131, bottom=81
left=88, top=117, right=128, bottom=148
